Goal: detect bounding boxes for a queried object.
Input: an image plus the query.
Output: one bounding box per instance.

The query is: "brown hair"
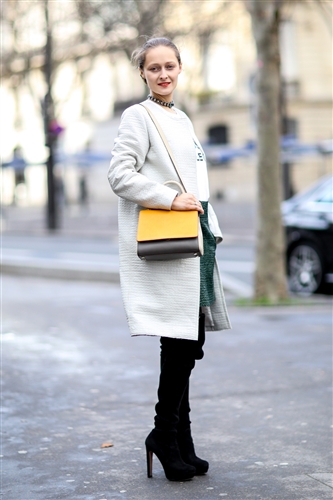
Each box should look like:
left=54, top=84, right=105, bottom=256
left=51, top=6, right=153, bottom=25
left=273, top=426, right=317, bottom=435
left=131, top=37, right=181, bottom=84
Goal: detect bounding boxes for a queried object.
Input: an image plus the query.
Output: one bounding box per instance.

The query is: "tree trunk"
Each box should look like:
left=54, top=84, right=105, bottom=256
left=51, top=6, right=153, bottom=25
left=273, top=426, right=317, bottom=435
left=247, top=0, right=288, bottom=302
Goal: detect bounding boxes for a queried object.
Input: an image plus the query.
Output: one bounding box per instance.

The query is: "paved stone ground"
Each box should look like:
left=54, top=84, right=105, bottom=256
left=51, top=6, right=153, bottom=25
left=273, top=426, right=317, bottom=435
left=2, top=275, right=332, bottom=500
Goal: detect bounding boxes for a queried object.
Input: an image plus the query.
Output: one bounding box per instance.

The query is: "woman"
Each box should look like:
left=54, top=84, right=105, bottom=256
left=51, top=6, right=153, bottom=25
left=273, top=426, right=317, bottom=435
left=108, top=37, right=231, bottom=481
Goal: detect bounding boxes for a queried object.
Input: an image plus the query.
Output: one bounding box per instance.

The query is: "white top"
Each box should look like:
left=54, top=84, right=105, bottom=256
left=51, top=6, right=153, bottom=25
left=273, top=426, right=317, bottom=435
left=192, top=137, right=222, bottom=242
left=193, top=139, right=210, bottom=201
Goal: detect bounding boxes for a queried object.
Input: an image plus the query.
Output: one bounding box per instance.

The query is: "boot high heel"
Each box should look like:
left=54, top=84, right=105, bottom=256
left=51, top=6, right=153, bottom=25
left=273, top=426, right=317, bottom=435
left=145, top=429, right=196, bottom=481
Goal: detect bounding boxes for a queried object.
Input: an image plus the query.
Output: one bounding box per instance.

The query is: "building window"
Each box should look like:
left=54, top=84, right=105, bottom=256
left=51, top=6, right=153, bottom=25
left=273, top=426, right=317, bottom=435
left=208, top=124, right=229, bottom=145
left=282, top=117, right=298, bottom=138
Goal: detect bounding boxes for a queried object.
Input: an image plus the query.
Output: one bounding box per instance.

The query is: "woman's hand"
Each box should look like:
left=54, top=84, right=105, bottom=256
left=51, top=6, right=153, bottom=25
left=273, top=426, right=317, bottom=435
left=171, top=193, right=204, bottom=214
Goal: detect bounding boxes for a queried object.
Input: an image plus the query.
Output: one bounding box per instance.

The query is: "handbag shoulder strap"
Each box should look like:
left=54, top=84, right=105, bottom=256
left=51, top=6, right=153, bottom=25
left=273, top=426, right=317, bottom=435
left=140, top=103, right=187, bottom=193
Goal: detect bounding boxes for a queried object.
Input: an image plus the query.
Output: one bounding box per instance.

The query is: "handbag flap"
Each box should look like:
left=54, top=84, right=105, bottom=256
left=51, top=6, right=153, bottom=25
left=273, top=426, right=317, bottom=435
left=137, top=210, right=199, bottom=242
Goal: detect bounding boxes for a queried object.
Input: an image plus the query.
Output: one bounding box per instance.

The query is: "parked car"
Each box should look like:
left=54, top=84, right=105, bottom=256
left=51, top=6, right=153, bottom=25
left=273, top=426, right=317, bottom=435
left=282, top=174, right=333, bottom=294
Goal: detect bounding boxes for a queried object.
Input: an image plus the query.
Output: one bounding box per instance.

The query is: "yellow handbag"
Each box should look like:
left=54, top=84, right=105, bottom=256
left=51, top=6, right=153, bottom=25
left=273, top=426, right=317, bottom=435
left=137, top=182, right=204, bottom=261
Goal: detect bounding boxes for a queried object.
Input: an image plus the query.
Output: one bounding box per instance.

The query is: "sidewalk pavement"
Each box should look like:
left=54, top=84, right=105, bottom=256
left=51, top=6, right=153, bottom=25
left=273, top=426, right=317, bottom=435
left=1, top=199, right=257, bottom=239
left=2, top=275, right=332, bottom=500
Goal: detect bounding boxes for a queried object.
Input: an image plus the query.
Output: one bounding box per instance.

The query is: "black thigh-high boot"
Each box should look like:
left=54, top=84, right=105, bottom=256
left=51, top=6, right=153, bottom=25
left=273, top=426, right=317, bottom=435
left=177, top=313, right=209, bottom=475
left=177, top=381, right=209, bottom=474
left=145, top=337, right=196, bottom=481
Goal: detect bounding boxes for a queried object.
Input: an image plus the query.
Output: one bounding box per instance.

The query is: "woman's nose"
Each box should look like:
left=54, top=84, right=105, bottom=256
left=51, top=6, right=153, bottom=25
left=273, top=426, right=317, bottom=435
left=160, top=68, right=168, bottom=79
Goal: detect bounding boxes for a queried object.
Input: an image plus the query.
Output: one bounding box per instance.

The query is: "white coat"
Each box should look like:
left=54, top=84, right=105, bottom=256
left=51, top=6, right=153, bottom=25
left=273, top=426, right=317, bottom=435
left=108, top=100, right=231, bottom=340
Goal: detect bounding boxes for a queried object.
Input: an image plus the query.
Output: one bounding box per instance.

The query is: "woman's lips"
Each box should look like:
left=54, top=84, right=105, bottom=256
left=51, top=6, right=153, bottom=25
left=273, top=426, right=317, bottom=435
left=158, top=82, right=170, bottom=87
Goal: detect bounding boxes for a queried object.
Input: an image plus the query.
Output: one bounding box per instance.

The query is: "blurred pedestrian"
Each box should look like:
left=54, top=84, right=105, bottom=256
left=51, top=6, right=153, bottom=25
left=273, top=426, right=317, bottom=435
left=108, top=37, right=231, bottom=482
left=79, top=173, right=89, bottom=212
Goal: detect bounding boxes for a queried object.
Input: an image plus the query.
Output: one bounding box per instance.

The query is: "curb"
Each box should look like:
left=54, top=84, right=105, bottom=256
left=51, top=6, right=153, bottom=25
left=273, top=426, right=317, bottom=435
left=1, top=259, right=252, bottom=297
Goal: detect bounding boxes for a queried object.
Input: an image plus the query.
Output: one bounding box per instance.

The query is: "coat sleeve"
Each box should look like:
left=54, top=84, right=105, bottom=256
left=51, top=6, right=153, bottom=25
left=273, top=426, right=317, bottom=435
left=108, top=105, right=178, bottom=209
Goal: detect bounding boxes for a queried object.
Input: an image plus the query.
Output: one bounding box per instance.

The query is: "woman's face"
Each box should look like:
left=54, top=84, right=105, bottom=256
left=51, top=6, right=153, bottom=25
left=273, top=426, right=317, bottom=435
left=141, top=45, right=182, bottom=100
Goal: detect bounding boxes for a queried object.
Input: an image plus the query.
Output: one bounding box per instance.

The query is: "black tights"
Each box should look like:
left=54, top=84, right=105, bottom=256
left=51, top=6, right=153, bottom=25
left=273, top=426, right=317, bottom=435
left=154, top=314, right=206, bottom=432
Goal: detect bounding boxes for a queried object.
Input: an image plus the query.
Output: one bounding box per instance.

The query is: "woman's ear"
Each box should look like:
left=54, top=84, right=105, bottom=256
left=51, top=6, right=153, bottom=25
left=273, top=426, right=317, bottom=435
left=139, top=72, right=147, bottom=85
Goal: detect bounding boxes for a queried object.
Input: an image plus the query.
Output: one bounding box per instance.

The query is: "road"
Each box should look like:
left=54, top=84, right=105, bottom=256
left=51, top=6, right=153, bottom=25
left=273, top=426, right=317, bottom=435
left=1, top=200, right=256, bottom=296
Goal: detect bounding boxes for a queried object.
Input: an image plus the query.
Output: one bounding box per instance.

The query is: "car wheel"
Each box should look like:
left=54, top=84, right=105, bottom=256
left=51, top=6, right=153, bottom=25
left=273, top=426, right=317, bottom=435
left=288, top=242, right=324, bottom=294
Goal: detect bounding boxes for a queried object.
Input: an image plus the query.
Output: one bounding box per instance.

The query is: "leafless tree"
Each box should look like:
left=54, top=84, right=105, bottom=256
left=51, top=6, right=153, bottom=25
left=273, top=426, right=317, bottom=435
left=245, top=0, right=330, bottom=302
left=1, top=0, right=231, bottom=123
left=245, top=0, right=289, bottom=302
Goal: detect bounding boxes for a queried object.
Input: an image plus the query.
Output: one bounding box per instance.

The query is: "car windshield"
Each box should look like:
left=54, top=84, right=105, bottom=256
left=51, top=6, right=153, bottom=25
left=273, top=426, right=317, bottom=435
left=315, top=186, right=333, bottom=203
left=286, top=175, right=332, bottom=206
